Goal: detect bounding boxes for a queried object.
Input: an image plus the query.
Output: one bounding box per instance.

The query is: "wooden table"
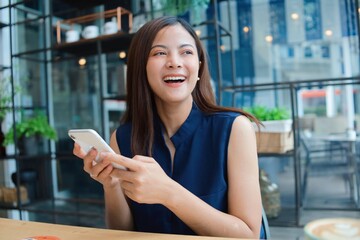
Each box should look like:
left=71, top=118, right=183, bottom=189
left=0, top=217, right=234, bottom=240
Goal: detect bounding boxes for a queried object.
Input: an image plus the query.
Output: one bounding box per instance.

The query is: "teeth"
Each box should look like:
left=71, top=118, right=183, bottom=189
left=164, top=76, right=186, bottom=81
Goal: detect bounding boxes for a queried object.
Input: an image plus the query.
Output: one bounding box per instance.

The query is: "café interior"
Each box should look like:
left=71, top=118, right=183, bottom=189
left=0, top=0, right=360, bottom=239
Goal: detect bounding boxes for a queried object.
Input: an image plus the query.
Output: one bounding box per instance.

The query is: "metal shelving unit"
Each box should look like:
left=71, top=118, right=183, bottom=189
left=0, top=1, right=54, bottom=221
left=0, top=0, right=106, bottom=225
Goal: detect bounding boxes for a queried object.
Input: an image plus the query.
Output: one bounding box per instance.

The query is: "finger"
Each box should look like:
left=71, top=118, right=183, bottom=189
left=100, top=163, right=114, bottom=177
left=90, top=158, right=112, bottom=178
left=133, top=155, right=154, bottom=163
left=83, top=148, right=98, bottom=173
left=120, top=179, right=133, bottom=190
left=111, top=167, right=134, bottom=182
left=123, top=189, right=134, bottom=201
left=73, top=143, right=87, bottom=158
left=120, top=179, right=136, bottom=197
left=101, top=152, right=140, bottom=171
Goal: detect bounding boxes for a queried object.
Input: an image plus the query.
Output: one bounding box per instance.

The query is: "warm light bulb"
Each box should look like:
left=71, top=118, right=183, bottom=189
left=220, top=45, right=226, bottom=52
left=325, top=29, right=333, bottom=37
left=195, top=30, right=201, bottom=36
left=119, top=51, right=126, bottom=59
left=265, top=35, right=273, bottom=43
left=78, top=58, right=86, bottom=66
left=291, top=13, right=299, bottom=20
left=243, top=26, right=250, bottom=33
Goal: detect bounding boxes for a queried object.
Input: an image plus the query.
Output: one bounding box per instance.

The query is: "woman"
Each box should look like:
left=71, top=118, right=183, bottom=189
left=74, top=16, right=265, bottom=238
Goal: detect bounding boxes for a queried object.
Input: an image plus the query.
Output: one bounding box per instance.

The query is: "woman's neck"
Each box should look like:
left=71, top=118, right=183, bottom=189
left=155, top=99, right=193, bottom=138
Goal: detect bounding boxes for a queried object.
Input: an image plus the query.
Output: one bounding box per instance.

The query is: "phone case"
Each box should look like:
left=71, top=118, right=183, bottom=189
left=68, top=129, right=125, bottom=170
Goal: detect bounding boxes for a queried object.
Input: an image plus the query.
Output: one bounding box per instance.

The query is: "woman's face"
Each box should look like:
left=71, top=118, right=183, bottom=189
left=146, top=24, right=200, bottom=106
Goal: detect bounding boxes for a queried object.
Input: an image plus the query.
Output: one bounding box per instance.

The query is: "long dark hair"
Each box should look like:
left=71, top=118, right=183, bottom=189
left=122, top=16, right=259, bottom=156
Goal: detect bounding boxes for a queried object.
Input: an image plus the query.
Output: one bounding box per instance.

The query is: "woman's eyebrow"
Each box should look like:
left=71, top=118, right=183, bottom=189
left=179, top=43, right=195, bottom=49
left=150, top=44, right=167, bottom=50
left=150, top=43, right=195, bottom=50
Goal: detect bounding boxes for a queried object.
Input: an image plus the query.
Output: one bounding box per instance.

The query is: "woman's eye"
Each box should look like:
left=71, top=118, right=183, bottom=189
left=183, top=50, right=193, bottom=55
left=154, top=51, right=166, bottom=56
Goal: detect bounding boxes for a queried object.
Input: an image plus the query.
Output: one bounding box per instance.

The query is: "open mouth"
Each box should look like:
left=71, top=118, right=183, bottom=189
left=163, top=76, right=186, bottom=83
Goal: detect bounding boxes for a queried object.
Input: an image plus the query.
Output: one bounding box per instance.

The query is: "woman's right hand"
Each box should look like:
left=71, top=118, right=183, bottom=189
left=73, top=143, right=119, bottom=189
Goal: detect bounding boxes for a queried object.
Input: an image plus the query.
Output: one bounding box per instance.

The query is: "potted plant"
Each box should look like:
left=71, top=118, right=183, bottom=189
left=3, top=112, right=57, bottom=155
left=246, top=105, right=292, bottom=132
left=245, top=106, right=293, bottom=153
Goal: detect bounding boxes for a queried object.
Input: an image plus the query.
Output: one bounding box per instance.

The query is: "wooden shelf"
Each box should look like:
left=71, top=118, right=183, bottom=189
left=56, top=7, right=133, bottom=44
left=53, top=6, right=134, bottom=56
left=53, top=32, right=134, bottom=56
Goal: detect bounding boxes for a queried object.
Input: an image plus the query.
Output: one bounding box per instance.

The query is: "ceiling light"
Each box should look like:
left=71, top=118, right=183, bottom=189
left=291, top=13, right=299, bottom=20
left=265, top=35, right=273, bottom=43
left=78, top=57, right=86, bottom=66
left=325, top=30, right=333, bottom=37
left=119, top=51, right=126, bottom=59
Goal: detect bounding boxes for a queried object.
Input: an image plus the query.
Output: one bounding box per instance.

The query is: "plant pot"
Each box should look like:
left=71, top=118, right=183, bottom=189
left=18, top=135, right=46, bottom=156
left=11, top=169, right=37, bottom=201
left=257, top=119, right=292, bottom=133
left=254, top=120, right=294, bottom=153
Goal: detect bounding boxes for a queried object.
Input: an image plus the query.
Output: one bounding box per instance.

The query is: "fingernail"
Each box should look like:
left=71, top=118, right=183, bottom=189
left=100, top=152, right=108, bottom=158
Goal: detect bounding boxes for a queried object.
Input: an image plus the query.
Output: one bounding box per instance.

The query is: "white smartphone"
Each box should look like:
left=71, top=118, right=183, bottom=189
left=68, top=129, right=126, bottom=170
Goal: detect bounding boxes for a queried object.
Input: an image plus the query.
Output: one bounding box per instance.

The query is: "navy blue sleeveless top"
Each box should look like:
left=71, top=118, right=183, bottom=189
left=116, top=103, right=265, bottom=238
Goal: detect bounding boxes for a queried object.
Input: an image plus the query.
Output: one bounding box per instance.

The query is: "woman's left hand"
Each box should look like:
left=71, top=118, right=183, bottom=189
left=100, top=152, right=173, bottom=205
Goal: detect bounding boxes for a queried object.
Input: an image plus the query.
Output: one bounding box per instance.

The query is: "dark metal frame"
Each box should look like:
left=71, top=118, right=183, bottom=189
left=223, top=76, right=360, bottom=226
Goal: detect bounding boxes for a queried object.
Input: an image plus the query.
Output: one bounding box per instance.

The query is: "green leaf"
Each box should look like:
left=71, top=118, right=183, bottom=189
left=3, top=111, right=58, bottom=146
left=245, top=106, right=290, bottom=121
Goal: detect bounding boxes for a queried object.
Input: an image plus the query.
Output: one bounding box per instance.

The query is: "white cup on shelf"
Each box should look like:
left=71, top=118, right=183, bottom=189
left=82, top=25, right=99, bottom=39
left=103, top=21, right=118, bottom=35
left=65, top=29, right=80, bottom=42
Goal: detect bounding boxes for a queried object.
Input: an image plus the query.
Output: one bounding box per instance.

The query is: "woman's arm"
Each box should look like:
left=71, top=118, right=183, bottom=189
left=105, top=131, right=134, bottom=230
left=107, top=115, right=262, bottom=238
left=227, top=115, right=262, bottom=236
left=73, top=130, right=134, bottom=230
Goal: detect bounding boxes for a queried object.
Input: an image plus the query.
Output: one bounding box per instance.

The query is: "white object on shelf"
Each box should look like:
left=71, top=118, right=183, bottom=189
left=82, top=25, right=99, bottom=39
left=65, top=29, right=80, bottom=42
left=103, top=21, right=117, bottom=35
left=254, top=119, right=293, bottom=133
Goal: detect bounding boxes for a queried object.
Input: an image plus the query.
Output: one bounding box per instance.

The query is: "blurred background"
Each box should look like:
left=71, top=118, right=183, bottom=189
left=0, top=0, right=359, bottom=238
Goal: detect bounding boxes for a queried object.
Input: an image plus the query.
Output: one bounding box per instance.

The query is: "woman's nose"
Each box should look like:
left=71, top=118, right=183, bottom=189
left=166, top=55, right=182, bottom=68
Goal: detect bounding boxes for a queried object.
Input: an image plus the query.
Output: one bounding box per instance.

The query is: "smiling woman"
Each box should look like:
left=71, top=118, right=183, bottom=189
left=146, top=24, right=200, bottom=104
left=73, top=16, right=267, bottom=239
